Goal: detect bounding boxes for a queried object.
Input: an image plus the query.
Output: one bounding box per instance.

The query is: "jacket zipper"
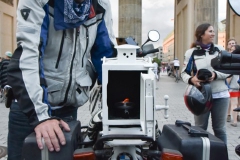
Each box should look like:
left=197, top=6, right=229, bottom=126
left=55, top=30, right=66, bottom=68
left=60, top=29, right=79, bottom=105
left=82, top=27, right=89, bottom=67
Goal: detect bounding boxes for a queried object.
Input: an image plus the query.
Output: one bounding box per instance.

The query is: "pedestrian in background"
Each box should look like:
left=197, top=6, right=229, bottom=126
left=0, top=51, right=12, bottom=89
left=152, top=61, right=159, bottom=80
left=226, top=38, right=237, bottom=52
left=226, top=38, right=239, bottom=123
left=181, top=23, right=230, bottom=144
left=0, top=53, right=11, bottom=103
left=0, top=57, right=3, bottom=67
left=0, top=56, right=2, bottom=86
left=167, top=64, right=171, bottom=74
left=172, top=58, right=180, bottom=81
left=226, top=45, right=240, bottom=127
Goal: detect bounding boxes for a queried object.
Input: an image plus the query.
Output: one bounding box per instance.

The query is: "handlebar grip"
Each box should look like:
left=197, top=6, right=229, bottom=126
left=219, top=51, right=240, bottom=63
left=138, top=48, right=159, bottom=57
left=231, top=53, right=240, bottom=63
left=143, top=48, right=159, bottom=55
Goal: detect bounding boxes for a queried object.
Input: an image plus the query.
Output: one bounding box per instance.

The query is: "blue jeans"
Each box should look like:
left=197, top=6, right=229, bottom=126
left=7, top=101, right=78, bottom=160
left=194, top=98, right=229, bottom=144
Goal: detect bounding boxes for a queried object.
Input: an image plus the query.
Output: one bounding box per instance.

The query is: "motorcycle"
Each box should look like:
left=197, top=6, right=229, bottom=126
left=22, top=30, right=177, bottom=160
left=22, top=29, right=230, bottom=160
left=80, top=30, right=172, bottom=160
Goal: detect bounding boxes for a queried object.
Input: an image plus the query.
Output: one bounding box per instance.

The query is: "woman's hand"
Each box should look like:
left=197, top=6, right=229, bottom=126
left=208, top=72, right=216, bottom=82
left=191, top=75, right=204, bottom=87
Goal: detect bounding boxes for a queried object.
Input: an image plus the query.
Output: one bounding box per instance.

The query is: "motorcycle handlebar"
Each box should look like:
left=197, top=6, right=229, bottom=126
left=221, top=52, right=240, bottom=63
left=211, top=50, right=240, bottom=75
left=137, top=48, right=159, bottom=57
left=231, top=54, right=240, bottom=63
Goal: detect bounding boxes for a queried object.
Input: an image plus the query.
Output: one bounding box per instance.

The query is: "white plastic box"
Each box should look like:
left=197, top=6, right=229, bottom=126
left=101, top=44, right=156, bottom=141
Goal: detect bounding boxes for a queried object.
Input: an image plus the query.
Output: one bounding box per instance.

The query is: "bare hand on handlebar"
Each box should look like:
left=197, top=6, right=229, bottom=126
left=34, top=119, right=70, bottom=152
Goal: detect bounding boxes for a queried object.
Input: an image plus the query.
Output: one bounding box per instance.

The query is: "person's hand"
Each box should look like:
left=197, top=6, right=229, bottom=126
left=34, top=119, right=70, bottom=152
left=191, top=75, right=204, bottom=87
left=208, top=71, right=216, bottom=82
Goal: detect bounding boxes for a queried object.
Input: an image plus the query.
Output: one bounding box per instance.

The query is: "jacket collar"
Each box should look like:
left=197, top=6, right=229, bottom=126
left=195, top=43, right=219, bottom=55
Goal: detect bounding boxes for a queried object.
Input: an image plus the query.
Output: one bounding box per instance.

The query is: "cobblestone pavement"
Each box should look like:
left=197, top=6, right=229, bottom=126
left=0, top=72, right=240, bottom=159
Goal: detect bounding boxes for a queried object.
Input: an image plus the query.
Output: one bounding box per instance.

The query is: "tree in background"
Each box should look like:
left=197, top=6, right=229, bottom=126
left=152, top=57, right=161, bottom=66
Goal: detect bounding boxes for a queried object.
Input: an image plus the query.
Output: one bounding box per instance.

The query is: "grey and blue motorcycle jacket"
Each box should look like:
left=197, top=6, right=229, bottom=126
left=7, top=0, right=117, bottom=127
left=181, top=44, right=230, bottom=94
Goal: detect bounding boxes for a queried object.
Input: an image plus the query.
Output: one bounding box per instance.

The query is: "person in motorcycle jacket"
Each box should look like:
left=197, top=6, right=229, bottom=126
left=7, top=0, right=116, bottom=159
left=181, top=23, right=230, bottom=144
left=172, top=57, right=180, bottom=78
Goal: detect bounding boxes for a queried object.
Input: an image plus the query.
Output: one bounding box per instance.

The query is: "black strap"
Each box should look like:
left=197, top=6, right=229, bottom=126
left=48, top=0, right=54, bottom=7
left=76, top=88, right=82, bottom=94
left=92, top=0, right=98, bottom=12
left=40, top=78, right=47, bottom=87
left=175, top=120, right=208, bottom=137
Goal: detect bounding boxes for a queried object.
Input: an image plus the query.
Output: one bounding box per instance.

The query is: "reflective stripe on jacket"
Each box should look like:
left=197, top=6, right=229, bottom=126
left=8, top=0, right=117, bottom=127
left=181, top=44, right=230, bottom=94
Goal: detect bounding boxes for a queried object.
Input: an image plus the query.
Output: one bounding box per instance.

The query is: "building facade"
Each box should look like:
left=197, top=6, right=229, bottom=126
left=162, top=30, right=174, bottom=62
left=0, top=0, right=17, bottom=57
left=163, top=21, right=226, bottom=63
left=0, top=1, right=239, bottom=62
left=226, top=3, right=240, bottom=45
left=119, top=0, right=142, bottom=45
left=174, top=0, right=218, bottom=70
left=174, top=0, right=240, bottom=71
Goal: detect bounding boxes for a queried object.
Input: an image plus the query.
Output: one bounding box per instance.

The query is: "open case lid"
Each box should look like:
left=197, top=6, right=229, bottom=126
left=140, top=69, right=155, bottom=138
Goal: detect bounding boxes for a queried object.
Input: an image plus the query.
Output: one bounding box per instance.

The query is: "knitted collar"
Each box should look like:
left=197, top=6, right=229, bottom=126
left=194, top=43, right=219, bottom=55
left=196, top=41, right=212, bottom=50
left=54, top=0, right=92, bottom=30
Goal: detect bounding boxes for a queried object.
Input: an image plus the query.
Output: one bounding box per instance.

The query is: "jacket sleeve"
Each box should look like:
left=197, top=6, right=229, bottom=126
left=7, top=0, right=52, bottom=127
left=90, top=0, right=117, bottom=84
left=214, top=71, right=231, bottom=80
left=181, top=49, right=195, bottom=84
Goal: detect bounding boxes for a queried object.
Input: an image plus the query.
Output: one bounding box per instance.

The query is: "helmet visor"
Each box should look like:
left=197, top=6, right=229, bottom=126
left=184, top=85, right=204, bottom=101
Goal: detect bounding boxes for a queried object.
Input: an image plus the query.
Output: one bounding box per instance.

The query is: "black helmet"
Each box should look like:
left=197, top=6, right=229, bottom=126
left=184, top=83, right=212, bottom=116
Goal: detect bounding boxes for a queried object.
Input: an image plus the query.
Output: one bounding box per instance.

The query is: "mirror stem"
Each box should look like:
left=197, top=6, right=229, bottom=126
left=141, top=39, right=150, bottom=49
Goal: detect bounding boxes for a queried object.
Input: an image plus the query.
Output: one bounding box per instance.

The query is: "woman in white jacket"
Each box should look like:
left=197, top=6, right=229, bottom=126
left=181, top=23, right=230, bottom=144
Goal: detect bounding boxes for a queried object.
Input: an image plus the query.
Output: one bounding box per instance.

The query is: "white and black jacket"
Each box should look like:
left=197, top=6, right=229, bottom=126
left=8, top=0, right=117, bottom=127
left=181, top=44, right=230, bottom=94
